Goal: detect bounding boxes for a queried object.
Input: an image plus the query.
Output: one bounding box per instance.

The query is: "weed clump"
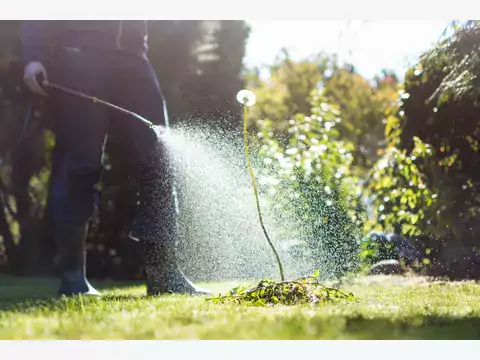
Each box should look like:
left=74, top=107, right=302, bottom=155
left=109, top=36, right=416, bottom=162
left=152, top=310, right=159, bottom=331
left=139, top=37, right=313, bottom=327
left=206, top=271, right=355, bottom=306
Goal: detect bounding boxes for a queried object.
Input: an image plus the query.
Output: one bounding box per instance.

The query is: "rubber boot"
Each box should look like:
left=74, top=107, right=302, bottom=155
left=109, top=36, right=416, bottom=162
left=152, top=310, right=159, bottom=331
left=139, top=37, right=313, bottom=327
left=142, top=241, right=212, bottom=296
left=54, top=222, right=101, bottom=297
left=133, top=151, right=211, bottom=297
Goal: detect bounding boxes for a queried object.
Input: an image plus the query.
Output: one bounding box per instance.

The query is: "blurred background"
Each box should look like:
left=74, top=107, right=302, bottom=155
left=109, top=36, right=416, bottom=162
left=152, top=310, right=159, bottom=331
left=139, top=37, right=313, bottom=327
left=1, top=20, right=480, bottom=282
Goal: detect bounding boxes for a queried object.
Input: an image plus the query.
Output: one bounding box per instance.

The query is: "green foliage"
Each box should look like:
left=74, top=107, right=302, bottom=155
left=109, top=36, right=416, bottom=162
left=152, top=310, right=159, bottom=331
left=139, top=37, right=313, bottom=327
left=383, top=21, right=480, bottom=249
left=359, top=233, right=398, bottom=265
left=360, top=64, right=436, bottom=238
left=419, top=20, right=480, bottom=105
left=206, top=270, right=355, bottom=306
left=246, top=50, right=331, bottom=133
left=366, top=135, right=437, bottom=238
left=323, top=68, right=400, bottom=171
left=246, top=52, right=399, bottom=176
left=364, top=20, right=480, bottom=267
left=255, top=88, right=365, bottom=278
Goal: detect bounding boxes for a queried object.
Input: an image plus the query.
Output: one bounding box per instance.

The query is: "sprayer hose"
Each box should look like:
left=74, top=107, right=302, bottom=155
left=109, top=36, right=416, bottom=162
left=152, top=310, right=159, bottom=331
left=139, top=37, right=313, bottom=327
left=243, top=106, right=285, bottom=282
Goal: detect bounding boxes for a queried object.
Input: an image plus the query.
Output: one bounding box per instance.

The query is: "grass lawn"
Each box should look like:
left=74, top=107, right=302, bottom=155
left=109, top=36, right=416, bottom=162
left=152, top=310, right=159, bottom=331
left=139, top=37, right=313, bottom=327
left=1, top=274, right=480, bottom=339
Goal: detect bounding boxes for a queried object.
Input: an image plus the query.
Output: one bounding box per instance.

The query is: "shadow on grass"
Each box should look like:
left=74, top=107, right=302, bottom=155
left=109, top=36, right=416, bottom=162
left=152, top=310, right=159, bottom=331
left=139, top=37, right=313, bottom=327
left=250, top=314, right=480, bottom=340
left=0, top=294, right=149, bottom=313
left=0, top=273, right=144, bottom=302
left=338, top=316, right=480, bottom=340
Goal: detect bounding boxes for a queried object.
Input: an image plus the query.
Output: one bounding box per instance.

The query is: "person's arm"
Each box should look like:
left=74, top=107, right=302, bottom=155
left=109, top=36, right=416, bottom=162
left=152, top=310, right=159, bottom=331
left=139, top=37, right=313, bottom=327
left=21, top=20, right=54, bottom=95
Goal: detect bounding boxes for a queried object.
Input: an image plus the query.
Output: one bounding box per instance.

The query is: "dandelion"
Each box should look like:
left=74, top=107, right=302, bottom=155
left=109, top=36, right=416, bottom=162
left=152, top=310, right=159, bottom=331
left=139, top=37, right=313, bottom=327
left=236, top=89, right=256, bottom=107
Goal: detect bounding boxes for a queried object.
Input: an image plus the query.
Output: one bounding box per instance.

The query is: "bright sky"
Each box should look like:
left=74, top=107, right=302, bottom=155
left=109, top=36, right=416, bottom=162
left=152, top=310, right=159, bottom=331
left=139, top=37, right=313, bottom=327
left=244, top=20, right=452, bottom=80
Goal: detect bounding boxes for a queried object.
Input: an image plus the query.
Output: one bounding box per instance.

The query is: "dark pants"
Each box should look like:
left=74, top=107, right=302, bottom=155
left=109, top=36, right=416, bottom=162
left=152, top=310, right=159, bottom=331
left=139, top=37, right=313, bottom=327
left=48, top=46, right=175, bottom=246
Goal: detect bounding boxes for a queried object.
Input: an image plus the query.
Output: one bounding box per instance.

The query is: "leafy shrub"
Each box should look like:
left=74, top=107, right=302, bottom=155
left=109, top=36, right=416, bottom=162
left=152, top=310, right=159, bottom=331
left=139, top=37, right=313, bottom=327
left=255, top=89, right=365, bottom=279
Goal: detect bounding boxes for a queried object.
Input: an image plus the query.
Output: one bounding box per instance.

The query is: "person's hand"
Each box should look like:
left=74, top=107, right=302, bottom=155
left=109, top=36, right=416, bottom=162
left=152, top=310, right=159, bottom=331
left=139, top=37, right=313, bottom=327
left=23, top=61, right=49, bottom=96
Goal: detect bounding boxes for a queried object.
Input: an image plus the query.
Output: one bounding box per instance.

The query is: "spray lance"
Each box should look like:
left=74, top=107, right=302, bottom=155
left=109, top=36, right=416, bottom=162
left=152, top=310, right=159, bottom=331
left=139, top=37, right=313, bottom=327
left=44, top=82, right=156, bottom=129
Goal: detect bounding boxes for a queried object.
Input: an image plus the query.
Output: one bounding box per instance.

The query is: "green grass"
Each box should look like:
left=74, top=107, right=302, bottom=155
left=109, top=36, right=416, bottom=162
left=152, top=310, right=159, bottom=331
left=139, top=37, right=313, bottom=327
left=1, top=274, right=480, bottom=339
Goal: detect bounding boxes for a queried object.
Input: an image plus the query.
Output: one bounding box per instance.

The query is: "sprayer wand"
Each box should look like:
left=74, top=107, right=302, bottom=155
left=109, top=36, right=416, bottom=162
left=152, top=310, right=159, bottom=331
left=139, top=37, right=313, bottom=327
left=44, top=82, right=155, bottom=129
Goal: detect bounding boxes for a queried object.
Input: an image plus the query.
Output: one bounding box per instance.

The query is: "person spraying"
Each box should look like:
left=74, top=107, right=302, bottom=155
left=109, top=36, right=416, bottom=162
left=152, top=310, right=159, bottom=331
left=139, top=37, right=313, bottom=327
left=21, top=20, right=210, bottom=297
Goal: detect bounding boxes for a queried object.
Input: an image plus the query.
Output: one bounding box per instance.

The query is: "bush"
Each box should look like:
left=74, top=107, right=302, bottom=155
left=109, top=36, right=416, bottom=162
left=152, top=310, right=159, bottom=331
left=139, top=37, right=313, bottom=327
left=255, top=89, right=365, bottom=279
left=367, top=22, right=480, bottom=259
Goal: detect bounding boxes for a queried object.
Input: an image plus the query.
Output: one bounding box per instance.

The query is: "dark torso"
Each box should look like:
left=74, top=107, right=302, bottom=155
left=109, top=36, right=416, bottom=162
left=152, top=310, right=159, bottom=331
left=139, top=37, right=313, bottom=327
left=52, top=21, right=148, bottom=56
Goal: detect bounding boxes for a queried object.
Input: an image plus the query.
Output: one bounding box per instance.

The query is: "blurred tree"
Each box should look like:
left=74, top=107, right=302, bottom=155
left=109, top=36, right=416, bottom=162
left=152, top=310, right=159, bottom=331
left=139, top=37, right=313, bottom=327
left=245, top=50, right=332, bottom=138
left=183, top=20, right=251, bottom=133
left=245, top=51, right=399, bottom=173
left=323, top=67, right=399, bottom=171
left=0, top=33, right=55, bottom=275
left=147, top=20, right=204, bottom=123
